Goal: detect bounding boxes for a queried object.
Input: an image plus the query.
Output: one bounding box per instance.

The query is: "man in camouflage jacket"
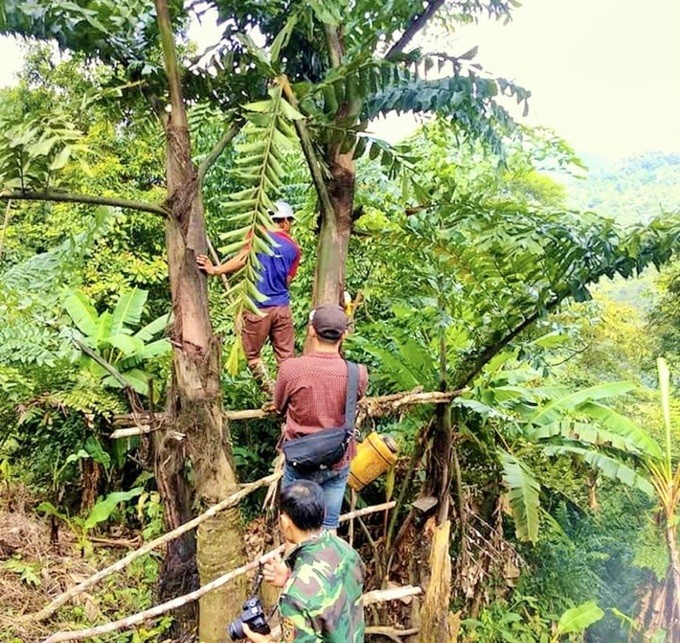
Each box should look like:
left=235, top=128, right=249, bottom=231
left=243, top=480, right=365, bottom=642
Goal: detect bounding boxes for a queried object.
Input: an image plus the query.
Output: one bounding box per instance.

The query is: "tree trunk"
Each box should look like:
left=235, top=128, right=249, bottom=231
left=663, top=523, right=680, bottom=639
left=160, top=122, right=247, bottom=640
left=153, top=1, right=247, bottom=638
left=418, top=520, right=455, bottom=643
left=313, top=149, right=355, bottom=306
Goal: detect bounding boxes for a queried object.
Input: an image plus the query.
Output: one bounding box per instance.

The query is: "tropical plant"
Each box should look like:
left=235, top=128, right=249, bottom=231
left=38, top=487, right=143, bottom=555
left=63, top=288, right=170, bottom=396
left=634, top=357, right=680, bottom=641
left=0, top=1, right=534, bottom=635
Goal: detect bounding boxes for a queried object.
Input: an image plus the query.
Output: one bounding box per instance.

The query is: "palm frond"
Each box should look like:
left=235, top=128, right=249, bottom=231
left=220, top=84, right=302, bottom=373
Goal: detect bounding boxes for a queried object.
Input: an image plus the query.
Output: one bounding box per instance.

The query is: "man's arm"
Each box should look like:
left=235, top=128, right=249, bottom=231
left=278, top=596, right=320, bottom=642
left=274, top=362, right=290, bottom=413
left=358, top=365, right=369, bottom=398
left=196, top=248, right=248, bottom=276
left=286, top=243, right=301, bottom=286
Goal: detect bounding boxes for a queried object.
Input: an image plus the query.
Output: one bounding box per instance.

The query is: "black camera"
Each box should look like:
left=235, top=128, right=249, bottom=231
left=227, top=596, right=271, bottom=641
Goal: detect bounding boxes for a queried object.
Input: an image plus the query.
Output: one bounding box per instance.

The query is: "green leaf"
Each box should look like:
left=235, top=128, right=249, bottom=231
left=84, top=436, right=111, bottom=468
left=542, top=445, right=655, bottom=497
left=103, top=368, right=151, bottom=395
left=529, top=381, right=636, bottom=425
left=134, top=314, right=170, bottom=343
left=82, top=488, right=143, bottom=532
left=556, top=601, right=604, bottom=635
left=270, top=13, right=298, bottom=64
left=500, top=451, right=540, bottom=543
left=577, top=402, right=663, bottom=459
left=49, top=145, right=72, bottom=170
left=64, top=291, right=99, bottom=336
left=111, top=288, right=147, bottom=336
left=107, top=333, right=143, bottom=356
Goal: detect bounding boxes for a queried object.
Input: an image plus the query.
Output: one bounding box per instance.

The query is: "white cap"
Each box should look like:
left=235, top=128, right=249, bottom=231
left=270, top=201, right=296, bottom=220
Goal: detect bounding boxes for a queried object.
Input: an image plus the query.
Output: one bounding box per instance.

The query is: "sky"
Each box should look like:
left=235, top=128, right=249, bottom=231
left=1, top=0, right=679, bottom=160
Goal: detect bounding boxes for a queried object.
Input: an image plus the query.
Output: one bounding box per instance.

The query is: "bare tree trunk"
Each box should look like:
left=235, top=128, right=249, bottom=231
left=153, top=1, right=247, bottom=638
left=419, top=520, right=455, bottom=643
left=312, top=149, right=355, bottom=306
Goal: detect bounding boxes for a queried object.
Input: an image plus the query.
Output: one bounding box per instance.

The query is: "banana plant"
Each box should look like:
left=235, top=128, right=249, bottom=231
left=63, top=288, right=170, bottom=396
left=633, top=357, right=680, bottom=641
left=490, top=376, right=658, bottom=543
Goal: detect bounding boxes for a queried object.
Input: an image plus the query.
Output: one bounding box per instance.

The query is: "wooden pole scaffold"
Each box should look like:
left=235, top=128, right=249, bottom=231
left=42, top=502, right=399, bottom=642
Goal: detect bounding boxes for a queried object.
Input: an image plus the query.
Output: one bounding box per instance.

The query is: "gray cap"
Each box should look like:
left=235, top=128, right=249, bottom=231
left=310, top=305, right=348, bottom=340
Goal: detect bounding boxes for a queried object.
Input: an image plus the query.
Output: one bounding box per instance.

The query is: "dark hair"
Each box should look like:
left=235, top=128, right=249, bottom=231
left=280, top=481, right=325, bottom=531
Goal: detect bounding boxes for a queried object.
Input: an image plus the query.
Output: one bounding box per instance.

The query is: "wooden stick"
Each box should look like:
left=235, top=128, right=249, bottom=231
left=224, top=408, right=269, bottom=421
left=109, top=425, right=162, bottom=439
left=42, top=546, right=287, bottom=643
left=111, top=389, right=467, bottom=435
left=30, top=472, right=282, bottom=623
left=362, top=585, right=422, bottom=606
left=340, top=501, right=395, bottom=521
left=42, top=503, right=402, bottom=642
left=365, top=626, right=420, bottom=641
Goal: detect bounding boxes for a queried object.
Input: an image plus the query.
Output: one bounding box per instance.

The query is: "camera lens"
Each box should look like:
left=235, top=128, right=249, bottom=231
left=228, top=620, right=244, bottom=641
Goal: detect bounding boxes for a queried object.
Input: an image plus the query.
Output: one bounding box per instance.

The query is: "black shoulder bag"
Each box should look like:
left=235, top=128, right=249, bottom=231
left=282, top=361, right=360, bottom=474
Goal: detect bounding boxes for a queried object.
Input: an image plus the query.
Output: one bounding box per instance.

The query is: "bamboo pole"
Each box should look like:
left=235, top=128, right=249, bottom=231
left=42, top=502, right=400, bottom=642
left=30, top=472, right=282, bottom=623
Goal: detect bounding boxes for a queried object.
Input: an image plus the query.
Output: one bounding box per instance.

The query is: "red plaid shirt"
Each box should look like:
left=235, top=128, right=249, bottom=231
left=275, top=352, right=369, bottom=469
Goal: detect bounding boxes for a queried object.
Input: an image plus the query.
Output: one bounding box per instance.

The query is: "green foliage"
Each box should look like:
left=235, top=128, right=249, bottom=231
left=555, top=601, right=604, bottom=638
left=501, top=451, right=541, bottom=543
left=3, top=556, right=41, bottom=587
left=37, top=487, right=143, bottom=553
left=0, top=105, right=88, bottom=191
left=63, top=287, right=171, bottom=396
left=564, top=152, right=680, bottom=227
left=462, top=595, right=552, bottom=642
left=219, top=85, right=304, bottom=371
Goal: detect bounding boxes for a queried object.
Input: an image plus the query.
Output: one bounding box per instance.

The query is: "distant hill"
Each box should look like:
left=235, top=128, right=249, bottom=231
left=560, top=151, right=680, bottom=226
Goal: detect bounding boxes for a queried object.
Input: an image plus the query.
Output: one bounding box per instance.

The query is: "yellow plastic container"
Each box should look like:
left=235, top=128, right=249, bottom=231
left=348, top=433, right=399, bottom=492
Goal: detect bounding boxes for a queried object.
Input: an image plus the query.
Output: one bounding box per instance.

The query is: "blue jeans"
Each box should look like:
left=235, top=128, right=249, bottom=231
left=281, top=464, right=350, bottom=529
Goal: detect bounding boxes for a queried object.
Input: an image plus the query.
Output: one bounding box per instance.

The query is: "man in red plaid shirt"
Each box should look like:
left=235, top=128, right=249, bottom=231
left=275, top=305, right=368, bottom=531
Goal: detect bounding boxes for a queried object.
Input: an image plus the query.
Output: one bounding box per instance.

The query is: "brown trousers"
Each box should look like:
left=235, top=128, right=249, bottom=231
left=241, top=305, right=295, bottom=366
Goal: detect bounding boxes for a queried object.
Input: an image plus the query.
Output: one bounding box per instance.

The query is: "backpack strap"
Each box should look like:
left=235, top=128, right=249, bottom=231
left=344, top=361, right=360, bottom=433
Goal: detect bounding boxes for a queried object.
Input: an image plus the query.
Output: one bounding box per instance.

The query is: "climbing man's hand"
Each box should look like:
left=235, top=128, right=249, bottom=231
left=196, top=254, right=216, bottom=275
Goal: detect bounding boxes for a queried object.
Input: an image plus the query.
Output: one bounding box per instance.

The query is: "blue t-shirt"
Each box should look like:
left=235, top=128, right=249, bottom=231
left=256, top=230, right=301, bottom=308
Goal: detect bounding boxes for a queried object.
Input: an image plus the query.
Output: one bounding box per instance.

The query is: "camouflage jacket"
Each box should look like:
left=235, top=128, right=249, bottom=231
left=279, top=531, right=365, bottom=642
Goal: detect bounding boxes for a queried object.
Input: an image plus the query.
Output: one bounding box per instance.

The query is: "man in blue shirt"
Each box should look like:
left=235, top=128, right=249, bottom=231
left=197, top=201, right=301, bottom=395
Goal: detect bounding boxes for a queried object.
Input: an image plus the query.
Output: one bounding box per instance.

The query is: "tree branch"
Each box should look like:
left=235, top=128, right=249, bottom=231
left=154, top=0, right=185, bottom=122
left=197, top=121, right=243, bottom=184
left=324, top=24, right=343, bottom=68
left=0, top=190, right=167, bottom=217
left=74, top=340, right=133, bottom=390
left=454, top=298, right=561, bottom=389
left=385, top=0, right=447, bottom=59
